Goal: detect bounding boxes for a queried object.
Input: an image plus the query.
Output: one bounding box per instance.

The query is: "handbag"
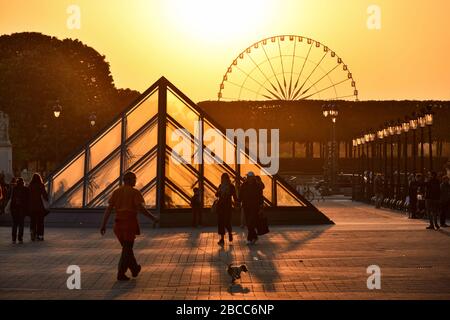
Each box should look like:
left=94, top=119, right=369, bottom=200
left=256, top=210, right=270, bottom=236
left=41, top=195, right=50, bottom=211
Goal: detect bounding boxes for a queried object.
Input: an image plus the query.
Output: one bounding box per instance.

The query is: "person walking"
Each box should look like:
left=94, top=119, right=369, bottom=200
left=28, top=173, right=49, bottom=241
left=190, top=187, right=202, bottom=228
left=100, top=171, right=159, bottom=281
left=10, top=178, right=29, bottom=244
left=440, top=175, right=450, bottom=228
left=215, top=173, right=237, bottom=246
left=0, top=173, right=6, bottom=215
left=425, top=172, right=441, bottom=230
left=239, top=172, right=264, bottom=245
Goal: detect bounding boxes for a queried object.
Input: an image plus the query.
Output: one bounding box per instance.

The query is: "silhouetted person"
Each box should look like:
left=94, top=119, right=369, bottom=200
left=408, top=174, right=418, bottom=219
left=440, top=175, right=450, bottom=228
left=425, top=172, right=441, bottom=230
left=100, top=171, right=159, bottom=281
left=416, top=174, right=426, bottom=217
left=191, top=187, right=202, bottom=228
left=239, top=172, right=264, bottom=244
left=29, top=173, right=49, bottom=241
left=0, top=173, right=6, bottom=215
left=11, top=178, right=30, bottom=244
left=216, top=173, right=237, bottom=246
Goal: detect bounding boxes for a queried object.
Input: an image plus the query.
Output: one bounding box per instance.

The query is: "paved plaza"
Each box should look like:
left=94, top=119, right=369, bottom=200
left=0, top=200, right=449, bottom=300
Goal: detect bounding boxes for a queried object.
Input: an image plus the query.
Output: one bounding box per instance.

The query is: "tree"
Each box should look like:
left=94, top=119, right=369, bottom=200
left=0, top=32, right=140, bottom=173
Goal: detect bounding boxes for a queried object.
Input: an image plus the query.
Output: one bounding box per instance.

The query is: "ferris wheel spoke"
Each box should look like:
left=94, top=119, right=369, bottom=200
left=235, top=65, right=270, bottom=93
left=262, top=44, right=286, bottom=99
left=292, top=51, right=328, bottom=100
left=291, top=42, right=313, bottom=99
left=299, top=78, right=350, bottom=100
left=247, top=53, right=278, bottom=95
left=225, top=80, right=271, bottom=98
left=288, top=39, right=297, bottom=100
left=277, top=38, right=288, bottom=92
left=297, top=63, right=340, bottom=99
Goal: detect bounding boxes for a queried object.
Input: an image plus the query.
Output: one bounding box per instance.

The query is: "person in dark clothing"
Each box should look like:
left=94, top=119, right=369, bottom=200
left=416, top=174, right=426, bottom=217
left=425, top=172, right=441, bottom=230
left=191, top=187, right=202, bottom=228
left=239, top=172, right=264, bottom=244
left=408, top=174, right=418, bottom=219
left=11, top=178, right=30, bottom=244
left=440, top=175, right=450, bottom=228
left=0, top=173, right=6, bottom=215
left=28, top=173, right=49, bottom=241
left=216, top=173, right=237, bottom=246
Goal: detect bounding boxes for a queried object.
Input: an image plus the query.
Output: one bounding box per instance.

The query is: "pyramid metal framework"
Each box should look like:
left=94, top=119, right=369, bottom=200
left=46, top=77, right=318, bottom=213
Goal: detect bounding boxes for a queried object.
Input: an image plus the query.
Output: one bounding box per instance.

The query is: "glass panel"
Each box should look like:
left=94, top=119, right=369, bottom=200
left=277, top=181, right=306, bottom=206
left=51, top=152, right=85, bottom=202
left=143, top=185, right=156, bottom=208
left=89, top=121, right=122, bottom=169
left=165, top=184, right=190, bottom=208
left=126, top=89, right=158, bottom=138
left=167, top=89, right=199, bottom=135
left=204, top=152, right=235, bottom=188
left=134, top=154, right=157, bottom=191
left=87, top=152, right=121, bottom=203
left=166, top=121, right=199, bottom=170
left=165, top=154, right=198, bottom=198
left=125, top=121, right=158, bottom=169
left=239, top=151, right=273, bottom=202
left=204, top=120, right=235, bottom=169
left=89, top=181, right=120, bottom=208
left=53, top=183, right=83, bottom=208
left=203, top=183, right=217, bottom=207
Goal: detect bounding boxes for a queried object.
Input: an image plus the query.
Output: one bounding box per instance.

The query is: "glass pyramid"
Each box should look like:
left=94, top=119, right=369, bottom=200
left=46, top=77, right=315, bottom=212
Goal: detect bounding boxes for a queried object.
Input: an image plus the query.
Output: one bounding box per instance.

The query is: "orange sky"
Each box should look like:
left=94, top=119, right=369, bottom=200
left=1, top=0, right=449, bottom=102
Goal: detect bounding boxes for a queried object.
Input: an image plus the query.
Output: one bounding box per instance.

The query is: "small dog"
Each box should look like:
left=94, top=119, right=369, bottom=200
left=227, top=264, right=248, bottom=283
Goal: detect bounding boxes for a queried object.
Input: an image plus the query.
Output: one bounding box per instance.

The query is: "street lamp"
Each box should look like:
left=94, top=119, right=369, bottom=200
left=424, top=105, right=434, bottom=171
left=388, top=123, right=396, bottom=198
left=322, top=104, right=339, bottom=192
left=395, top=120, right=403, bottom=199
left=418, top=110, right=426, bottom=174
left=402, top=117, right=410, bottom=198
left=409, top=112, right=418, bottom=174
left=89, top=112, right=97, bottom=127
left=377, top=128, right=384, bottom=175
left=53, top=101, right=62, bottom=118
left=52, top=101, right=63, bottom=166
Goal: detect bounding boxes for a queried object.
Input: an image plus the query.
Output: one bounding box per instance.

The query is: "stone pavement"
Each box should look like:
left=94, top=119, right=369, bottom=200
left=0, top=200, right=449, bottom=300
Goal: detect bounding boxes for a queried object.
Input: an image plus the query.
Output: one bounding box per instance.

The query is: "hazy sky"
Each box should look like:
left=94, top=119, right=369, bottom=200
left=1, top=0, right=449, bottom=102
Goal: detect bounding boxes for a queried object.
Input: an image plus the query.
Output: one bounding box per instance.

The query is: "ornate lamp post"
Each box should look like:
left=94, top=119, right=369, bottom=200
left=383, top=122, right=389, bottom=192
left=89, top=112, right=97, bottom=127
left=388, top=123, right=396, bottom=198
left=409, top=113, right=418, bottom=174
left=52, top=101, right=63, bottom=165
left=377, top=128, right=384, bottom=175
left=402, top=117, right=410, bottom=198
left=424, top=105, right=434, bottom=172
left=322, top=104, right=339, bottom=192
left=395, top=120, right=402, bottom=199
left=418, top=111, right=426, bottom=174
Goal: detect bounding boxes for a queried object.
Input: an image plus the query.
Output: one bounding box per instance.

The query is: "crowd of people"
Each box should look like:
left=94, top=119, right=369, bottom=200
left=0, top=172, right=49, bottom=243
left=366, top=170, right=449, bottom=230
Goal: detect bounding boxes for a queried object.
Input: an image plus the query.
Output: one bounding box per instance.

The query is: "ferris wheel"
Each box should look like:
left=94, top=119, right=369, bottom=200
left=218, top=35, right=358, bottom=101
